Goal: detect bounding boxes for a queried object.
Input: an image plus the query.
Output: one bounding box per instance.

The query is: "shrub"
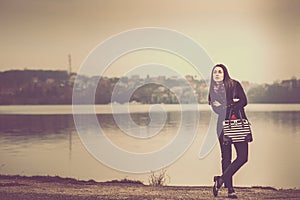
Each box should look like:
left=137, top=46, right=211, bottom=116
left=148, top=169, right=169, bottom=186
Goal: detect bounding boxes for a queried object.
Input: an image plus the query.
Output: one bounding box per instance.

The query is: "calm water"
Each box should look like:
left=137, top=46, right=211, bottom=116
left=0, top=104, right=299, bottom=189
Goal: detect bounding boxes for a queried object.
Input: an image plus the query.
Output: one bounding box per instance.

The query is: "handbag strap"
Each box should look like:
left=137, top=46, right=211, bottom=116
left=227, top=108, right=245, bottom=128
left=227, top=108, right=233, bottom=128
left=238, top=110, right=245, bottom=128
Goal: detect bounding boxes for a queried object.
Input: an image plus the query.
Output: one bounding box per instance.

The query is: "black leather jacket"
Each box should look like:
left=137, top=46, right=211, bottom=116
left=210, top=80, right=248, bottom=136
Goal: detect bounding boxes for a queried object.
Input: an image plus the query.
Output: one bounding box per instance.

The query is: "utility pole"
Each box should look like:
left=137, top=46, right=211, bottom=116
left=68, top=54, right=72, bottom=75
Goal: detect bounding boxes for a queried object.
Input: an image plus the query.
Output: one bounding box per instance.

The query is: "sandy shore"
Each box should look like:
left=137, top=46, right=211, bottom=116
left=0, top=175, right=299, bottom=200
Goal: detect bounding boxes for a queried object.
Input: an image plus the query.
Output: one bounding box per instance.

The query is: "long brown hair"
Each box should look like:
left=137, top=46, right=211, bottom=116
left=208, top=64, right=235, bottom=104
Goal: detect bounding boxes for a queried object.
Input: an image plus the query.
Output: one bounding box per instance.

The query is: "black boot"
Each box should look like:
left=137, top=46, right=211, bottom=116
left=228, top=187, right=238, bottom=199
left=212, top=176, right=223, bottom=197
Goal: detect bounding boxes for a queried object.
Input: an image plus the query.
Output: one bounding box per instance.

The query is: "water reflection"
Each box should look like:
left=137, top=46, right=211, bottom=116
left=0, top=115, right=74, bottom=136
left=247, top=111, right=300, bottom=135
left=0, top=109, right=299, bottom=188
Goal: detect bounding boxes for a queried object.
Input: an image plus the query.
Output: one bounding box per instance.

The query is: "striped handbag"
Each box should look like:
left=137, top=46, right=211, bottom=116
left=222, top=110, right=253, bottom=144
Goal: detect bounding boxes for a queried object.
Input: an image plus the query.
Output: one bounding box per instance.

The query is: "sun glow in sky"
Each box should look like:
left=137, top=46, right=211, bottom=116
left=0, top=0, right=300, bottom=83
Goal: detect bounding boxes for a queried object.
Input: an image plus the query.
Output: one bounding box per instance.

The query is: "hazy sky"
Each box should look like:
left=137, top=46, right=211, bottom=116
left=0, top=0, right=300, bottom=83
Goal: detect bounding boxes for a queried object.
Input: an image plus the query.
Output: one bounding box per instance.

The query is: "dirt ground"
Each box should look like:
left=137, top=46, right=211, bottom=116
left=0, top=175, right=299, bottom=200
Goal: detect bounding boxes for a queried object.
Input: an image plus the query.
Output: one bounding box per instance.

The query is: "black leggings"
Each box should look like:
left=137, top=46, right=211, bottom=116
left=219, top=135, right=248, bottom=189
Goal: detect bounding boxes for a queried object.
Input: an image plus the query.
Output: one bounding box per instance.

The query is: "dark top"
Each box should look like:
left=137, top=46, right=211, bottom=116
left=210, top=80, right=248, bottom=136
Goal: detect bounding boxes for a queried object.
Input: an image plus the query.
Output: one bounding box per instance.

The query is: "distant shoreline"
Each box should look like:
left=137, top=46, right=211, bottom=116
left=1, top=104, right=300, bottom=115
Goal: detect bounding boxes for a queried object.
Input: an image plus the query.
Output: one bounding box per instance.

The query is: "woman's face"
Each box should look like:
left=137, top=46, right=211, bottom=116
left=213, top=66, right=224, bottom=83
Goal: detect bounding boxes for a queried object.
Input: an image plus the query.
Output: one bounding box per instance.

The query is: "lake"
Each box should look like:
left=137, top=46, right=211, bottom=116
left=0, top=104, right=299, bottom=189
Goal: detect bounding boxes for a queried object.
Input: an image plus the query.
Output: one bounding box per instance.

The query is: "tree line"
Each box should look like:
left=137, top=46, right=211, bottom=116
left=0, top=70, right=299, bottom=104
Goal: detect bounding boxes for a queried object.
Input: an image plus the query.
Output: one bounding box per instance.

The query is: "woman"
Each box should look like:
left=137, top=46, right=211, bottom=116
left=208, top=64, right=251, bottom=198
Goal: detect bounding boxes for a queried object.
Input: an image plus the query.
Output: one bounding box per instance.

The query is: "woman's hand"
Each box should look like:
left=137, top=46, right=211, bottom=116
left=213, top=100, right=221, bottom=107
